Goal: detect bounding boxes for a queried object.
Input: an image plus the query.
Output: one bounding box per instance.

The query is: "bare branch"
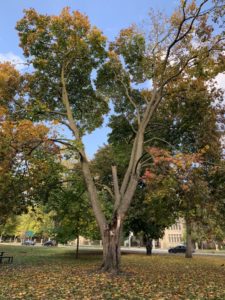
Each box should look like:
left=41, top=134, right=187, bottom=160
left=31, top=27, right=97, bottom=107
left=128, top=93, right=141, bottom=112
left=26, top=140, right=43, bottom=156
left=162, top=55, right=197, bottom=87
left=162, top=0, right=209, bottom=73
left=113, top=69, right=141, bottom=126
left=119, top=78, right=141, bottom=126
left=144, top=137, right=175, bottom=148
left=60, top=120, right=74, bottom=133
left=49, top=138, right=74, bottom=149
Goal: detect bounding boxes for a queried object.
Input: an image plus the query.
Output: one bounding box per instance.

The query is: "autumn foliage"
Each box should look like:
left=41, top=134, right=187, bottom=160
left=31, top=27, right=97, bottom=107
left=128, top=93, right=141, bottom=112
left=143, top=147, right=203, bottom=192
left=0, top=64, right=61, bottom=223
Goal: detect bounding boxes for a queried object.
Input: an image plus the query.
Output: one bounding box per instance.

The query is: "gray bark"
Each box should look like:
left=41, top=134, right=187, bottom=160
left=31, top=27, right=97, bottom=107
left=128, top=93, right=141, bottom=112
left=100, top=216, right=122, bottom=273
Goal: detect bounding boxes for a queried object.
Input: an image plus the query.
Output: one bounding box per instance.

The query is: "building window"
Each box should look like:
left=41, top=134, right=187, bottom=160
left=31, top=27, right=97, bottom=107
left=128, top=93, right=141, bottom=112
left=169, top=234, right=182, bottom=244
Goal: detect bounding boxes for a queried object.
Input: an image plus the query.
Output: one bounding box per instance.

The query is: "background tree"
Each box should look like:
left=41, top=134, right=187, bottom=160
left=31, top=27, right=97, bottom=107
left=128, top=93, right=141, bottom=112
left=0, top=216, right=18, bottom=241
left=124, top=188, right=178, bottom=255
left=0, top=62, right=62, bottom=225
left=47, top=169, right=100, bottom=258
left=143, top=146, right=225, bottom=258
left=15, top=206, right=55, bottom=241
left=144, top=75, right=225, bottom=257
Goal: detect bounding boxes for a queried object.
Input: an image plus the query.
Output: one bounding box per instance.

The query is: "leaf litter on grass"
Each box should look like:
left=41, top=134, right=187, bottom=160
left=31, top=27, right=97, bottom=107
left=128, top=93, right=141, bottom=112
left=0, top=247, right=225, bottom=299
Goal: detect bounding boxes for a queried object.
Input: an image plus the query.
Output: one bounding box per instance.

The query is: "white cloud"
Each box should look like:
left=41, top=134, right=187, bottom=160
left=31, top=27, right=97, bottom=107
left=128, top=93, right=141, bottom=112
left=214, top=73, right=225, bottom=91
left=0, top=52, right=26, bottom=71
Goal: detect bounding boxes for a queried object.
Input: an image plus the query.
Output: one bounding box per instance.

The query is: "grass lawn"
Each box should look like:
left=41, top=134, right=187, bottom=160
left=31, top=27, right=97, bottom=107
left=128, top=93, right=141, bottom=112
left=0, top=245, right=225, bottom=299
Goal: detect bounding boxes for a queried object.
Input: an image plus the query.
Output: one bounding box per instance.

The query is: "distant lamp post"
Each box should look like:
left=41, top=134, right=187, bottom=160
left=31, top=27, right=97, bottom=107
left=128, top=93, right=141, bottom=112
left=128, top=232, right=133, bottom=248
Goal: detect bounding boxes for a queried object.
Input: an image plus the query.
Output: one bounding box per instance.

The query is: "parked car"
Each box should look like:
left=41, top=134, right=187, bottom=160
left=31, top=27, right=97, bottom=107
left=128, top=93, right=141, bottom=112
left=43, top=240, right=54, bottom=246
left=22, top=240, right=36, bottom=246
left=168, top=245, right=186, bottom=253
left=168, top=245, right=195, bottom=253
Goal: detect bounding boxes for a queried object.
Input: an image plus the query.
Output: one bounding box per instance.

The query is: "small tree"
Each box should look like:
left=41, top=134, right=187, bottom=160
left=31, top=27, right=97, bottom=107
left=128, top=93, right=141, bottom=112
left=125, top=188, right=177, bottom=255
left=47, top=175, right=100, bottom=258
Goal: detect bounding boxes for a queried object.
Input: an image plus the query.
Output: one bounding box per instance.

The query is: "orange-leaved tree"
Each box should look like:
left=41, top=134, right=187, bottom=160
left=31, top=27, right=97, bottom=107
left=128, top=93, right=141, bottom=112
left=144, top=147, right=215, bottom=258
left=0, top=63, right=61, bottom=224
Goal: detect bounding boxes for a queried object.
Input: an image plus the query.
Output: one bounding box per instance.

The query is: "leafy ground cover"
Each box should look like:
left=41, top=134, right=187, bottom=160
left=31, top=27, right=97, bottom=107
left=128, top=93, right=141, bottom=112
left=0, top=245, right=225, bottom=299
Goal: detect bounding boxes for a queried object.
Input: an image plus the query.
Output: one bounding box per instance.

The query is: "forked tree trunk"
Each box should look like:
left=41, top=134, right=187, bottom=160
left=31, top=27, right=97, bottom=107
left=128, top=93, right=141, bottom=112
left=62, top=70, right=159, bottom=273
left=100, top=218, right=122, bottom=273
left=185, top=219, right=193, bottom=258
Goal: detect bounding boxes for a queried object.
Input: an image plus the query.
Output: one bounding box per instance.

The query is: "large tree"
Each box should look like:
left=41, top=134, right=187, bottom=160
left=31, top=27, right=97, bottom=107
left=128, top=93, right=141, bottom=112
left=16, top=1, right=225, bottom=272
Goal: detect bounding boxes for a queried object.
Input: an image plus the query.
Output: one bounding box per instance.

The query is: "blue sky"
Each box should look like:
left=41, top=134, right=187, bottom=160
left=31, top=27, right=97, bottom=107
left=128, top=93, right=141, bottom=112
left=0, top=0, right=178, bottom=158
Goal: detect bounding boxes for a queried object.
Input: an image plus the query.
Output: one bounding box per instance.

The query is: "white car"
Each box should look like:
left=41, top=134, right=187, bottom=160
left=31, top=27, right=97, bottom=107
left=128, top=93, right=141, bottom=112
left=22, top=240, right=36, bottom=246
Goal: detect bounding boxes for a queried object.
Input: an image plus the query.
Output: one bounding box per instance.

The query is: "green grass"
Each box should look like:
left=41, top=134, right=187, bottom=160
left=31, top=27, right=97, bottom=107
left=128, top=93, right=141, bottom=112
left=0, top=245, right=225, bottom=299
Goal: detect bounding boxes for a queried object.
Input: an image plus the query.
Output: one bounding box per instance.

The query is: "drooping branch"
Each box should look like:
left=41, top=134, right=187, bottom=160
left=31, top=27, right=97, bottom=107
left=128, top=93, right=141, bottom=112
left=134, top=152, right=151, bottom=175
left=144, top=137, right=175, bottom=148
left=26, top=140, right=43, bottom=156
left=45, top=110, right=67, bottom=117
left=95, top=182, right=115, bottom=202
left=49, top=138, right=74, bottom=149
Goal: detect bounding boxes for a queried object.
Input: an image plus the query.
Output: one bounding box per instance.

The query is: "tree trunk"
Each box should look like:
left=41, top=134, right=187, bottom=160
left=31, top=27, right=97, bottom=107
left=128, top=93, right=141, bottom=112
left=75, top=235, right=79, bottom=259
left=100, top=218, right=122, bottom=273
left=145, top=237, right=153, bottom=255
left=185, top=219, right=193, bottom=258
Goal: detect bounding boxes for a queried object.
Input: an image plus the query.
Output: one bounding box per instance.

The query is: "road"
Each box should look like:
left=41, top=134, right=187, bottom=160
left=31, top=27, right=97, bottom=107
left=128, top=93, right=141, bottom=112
left=2, top=242, right=225, bottom=257
left=120, top=246, right=225, bottom=257
left=73, top=245, right=225, bottom=257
